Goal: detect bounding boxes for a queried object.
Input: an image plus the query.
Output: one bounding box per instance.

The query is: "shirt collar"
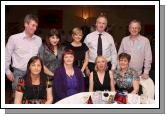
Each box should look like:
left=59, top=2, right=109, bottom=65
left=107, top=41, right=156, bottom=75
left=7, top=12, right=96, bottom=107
left=95, top=30, right=105, bottom=35
left=129, top=34, right=140, bottom=41
left=22, top=31, right=36, bottom=40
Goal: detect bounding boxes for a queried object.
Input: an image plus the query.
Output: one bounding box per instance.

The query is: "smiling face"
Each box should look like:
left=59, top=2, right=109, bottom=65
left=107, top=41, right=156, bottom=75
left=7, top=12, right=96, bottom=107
left=24, top=20, right=38, bottom=37
left=119, top=58, right=129, bottom=71
left=95, top=56, right=107, bottom=71
left=129, top=22, right=141, bottom=37
left=96, top=17, right=107, bottom=33
left=49, top=35, right=59, bottom=46
left=72, top=33, right=82, bottom=43
left=63, top=54, right=74, bottom=65
left=29, top=59, right=42, bottom=76
left=72, top=27, right=83, bottom=43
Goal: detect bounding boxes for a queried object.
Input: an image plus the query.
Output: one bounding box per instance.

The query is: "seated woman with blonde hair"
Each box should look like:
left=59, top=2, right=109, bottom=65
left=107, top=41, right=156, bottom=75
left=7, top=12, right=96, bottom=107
left=14, top=56, right=53, bottom=104
left=89, top=56, right=115, bottom=92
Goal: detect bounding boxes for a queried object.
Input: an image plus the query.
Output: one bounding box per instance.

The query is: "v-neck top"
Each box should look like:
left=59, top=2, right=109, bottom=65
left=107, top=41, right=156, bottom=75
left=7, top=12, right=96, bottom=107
left=65, top=74, right=78, bottom=96
left=93, top=70, right=111, bottom=91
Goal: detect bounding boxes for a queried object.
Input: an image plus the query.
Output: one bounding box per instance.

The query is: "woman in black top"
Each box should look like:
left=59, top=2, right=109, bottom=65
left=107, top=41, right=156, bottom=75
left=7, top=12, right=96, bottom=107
left=14, top=56, right=53, bottom=104
left=65, top=27, right=89, bottom=73
left=89, top=56, right=115, bottom=92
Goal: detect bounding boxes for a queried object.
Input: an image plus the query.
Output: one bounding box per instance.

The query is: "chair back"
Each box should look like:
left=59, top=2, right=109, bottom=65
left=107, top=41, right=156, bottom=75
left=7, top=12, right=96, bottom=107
left=140, top=77, right=155, bottom=99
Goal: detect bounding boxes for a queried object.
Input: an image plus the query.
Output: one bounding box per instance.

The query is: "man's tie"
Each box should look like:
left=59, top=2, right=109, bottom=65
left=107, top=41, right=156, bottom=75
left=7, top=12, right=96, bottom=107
left=97, top=33, right=102, bottom=56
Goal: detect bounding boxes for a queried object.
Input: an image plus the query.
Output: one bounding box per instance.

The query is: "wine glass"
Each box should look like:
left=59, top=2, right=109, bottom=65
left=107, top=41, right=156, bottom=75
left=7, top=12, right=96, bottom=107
left=102, top=90, right=110, bottom=103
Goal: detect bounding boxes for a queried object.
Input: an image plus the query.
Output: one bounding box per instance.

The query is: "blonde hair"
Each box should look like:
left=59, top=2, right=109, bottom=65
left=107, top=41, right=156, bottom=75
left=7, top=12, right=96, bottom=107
left=94, top=56, right=108, bottom=71
left=72, top=27, right=83, bottom=36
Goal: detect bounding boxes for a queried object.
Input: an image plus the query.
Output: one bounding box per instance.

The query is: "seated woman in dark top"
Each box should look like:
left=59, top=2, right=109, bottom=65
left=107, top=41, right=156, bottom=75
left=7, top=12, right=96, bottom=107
left=114, top=53, right=141, bottom=94
left=14, top=56, right=53, bottom=104
left=53, top=49, right=85, bottom=102
left=89, top=56, right=115, bottom=92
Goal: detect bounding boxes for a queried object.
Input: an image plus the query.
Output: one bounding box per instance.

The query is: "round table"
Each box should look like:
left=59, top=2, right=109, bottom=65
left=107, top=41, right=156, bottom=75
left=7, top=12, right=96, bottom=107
left=55, top=91, right=155, bottom=104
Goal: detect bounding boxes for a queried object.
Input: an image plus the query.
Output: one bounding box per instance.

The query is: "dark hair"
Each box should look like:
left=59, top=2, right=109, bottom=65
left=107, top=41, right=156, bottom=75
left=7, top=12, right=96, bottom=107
left=45, top=28, right=61, bottom=54
left=118, top=53, right=131, bottom=62
left=24, top=14, right=38, bottom=24
left=23, top=56, right=46, bottom=86
left=62, top=49, right=76, bottom=65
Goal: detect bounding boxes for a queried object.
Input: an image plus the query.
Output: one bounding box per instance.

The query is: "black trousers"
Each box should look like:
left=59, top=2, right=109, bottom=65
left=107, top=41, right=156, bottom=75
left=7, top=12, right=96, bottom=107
left=88, top=62, right=112, bottom=72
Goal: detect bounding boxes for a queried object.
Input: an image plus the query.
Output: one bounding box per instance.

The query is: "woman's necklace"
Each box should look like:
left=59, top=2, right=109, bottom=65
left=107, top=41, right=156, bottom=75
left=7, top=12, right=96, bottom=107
left=66, top=70, right=74, bottom=78
left=53, top=46, right=58, bottom=56
left=54, top=49, right=57, bottom=56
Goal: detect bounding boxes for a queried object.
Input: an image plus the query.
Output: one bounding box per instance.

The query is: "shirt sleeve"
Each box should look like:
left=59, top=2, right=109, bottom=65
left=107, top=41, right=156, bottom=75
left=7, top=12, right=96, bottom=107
left=84, top=35, right=89, bottom=46
left=83, top=43, right=89, bottom=51
left=75, top=67, right=85, bottom=92
left=5, top=36, right=15, bottom=75
left=118, top=38, right=125, bottom=55
left=53, top=68, right=66, bottom=101
left=16, top=78, right=25, bottom=93
left=117, top=38, right=125, bottom=70
left=110, top=36, right=117, bottom=70
left=132, top=70, right=140, bottom=81
left=143, top=39, right=152, bottom=74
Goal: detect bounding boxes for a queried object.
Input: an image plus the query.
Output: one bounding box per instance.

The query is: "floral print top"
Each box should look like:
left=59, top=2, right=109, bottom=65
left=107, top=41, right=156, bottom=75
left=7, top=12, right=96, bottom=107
left=38, top=45, right=64, bottom=78
left=114, top=68, right=140, bottom=90
left=16, top=77, right=52, bottom=104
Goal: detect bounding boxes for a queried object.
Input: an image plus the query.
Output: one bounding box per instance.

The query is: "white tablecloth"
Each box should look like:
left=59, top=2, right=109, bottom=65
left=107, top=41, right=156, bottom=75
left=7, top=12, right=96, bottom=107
left=55, top=92, right=155, bottom=104
left=56, top=92, right=94, bottom=104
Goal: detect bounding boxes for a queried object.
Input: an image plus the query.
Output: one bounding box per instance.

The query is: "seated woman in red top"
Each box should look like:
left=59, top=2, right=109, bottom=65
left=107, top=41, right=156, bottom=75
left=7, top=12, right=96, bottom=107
left=14, top=56, right=53, bottom=104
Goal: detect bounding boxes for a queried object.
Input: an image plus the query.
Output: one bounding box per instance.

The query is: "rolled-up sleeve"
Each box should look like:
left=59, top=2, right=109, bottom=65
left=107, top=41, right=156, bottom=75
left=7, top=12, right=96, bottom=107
left=5, top=36, right=15, bottom=74
left=144, top=39, right=152, bottom=74
left=110, top=36, right=117, bottom=70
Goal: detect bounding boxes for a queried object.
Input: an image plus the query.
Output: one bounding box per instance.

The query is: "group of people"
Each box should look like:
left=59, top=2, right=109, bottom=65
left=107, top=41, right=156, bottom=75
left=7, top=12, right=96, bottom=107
left=5, top=13, right=153, bottom=104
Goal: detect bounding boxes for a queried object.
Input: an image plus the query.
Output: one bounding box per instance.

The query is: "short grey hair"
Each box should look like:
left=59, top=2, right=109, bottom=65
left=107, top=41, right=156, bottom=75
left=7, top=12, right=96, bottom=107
left=129, top=19, right=141, bottom=29
left=96, top=12, right=108, bottom=23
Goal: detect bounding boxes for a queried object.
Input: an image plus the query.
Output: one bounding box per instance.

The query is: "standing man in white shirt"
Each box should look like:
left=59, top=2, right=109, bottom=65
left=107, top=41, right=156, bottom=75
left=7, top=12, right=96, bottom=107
left=5, top=14, right=42, bottom=94
left=84, top=13, right=117, bottom=73
left=118, top=19, right=152, bottom=79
